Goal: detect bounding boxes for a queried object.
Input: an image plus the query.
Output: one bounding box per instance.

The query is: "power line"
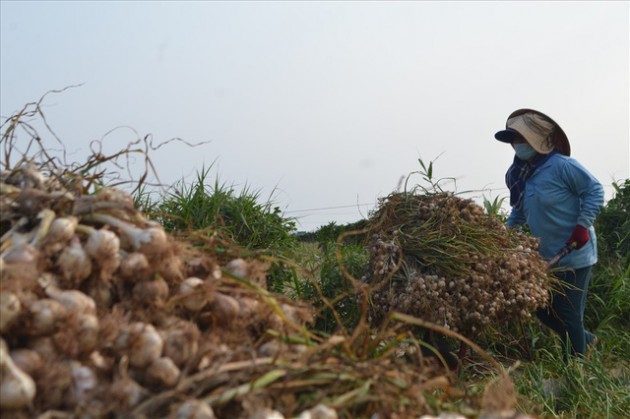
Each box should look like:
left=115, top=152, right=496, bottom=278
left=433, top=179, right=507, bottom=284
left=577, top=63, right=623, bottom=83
left=284, top=183, right=621, bottom=216
left=285, top=203, right=374, bottom=214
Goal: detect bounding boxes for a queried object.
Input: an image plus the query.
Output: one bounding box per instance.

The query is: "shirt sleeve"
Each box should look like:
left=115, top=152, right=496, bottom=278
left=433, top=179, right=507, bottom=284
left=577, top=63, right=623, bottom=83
left=561, top=159, right=605, bottom=228
left=506, top=206, right=526, bottom=227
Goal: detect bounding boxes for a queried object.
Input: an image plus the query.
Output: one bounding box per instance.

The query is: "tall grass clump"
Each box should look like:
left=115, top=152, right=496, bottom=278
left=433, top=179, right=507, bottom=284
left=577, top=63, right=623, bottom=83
left=595, top=179, right=630, bottom=268
left=589, top=179, right=630, bottom=330
left=147, top=166, right=297, bottom=251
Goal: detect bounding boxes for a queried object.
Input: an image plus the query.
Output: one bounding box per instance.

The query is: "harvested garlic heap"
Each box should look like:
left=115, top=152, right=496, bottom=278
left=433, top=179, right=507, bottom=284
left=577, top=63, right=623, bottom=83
left=0, top=163, right=313, bottom=418
left=364, top=192, right=552, bottom=337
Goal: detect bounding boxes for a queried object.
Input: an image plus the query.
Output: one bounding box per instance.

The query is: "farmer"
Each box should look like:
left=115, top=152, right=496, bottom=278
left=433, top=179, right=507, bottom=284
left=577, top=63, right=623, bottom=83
left=494, top=108, right=605, bottom=358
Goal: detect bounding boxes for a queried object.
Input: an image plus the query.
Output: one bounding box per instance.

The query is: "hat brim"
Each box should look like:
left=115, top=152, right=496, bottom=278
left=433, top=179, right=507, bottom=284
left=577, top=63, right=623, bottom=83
left=494, top=128, right=521, bottom=143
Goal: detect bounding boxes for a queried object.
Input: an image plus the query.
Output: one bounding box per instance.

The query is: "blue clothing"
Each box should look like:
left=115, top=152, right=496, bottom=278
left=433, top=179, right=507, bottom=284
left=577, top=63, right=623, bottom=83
left=506, top=151, right=557, bottom=210
left=506, top=153, right=604, bottom=269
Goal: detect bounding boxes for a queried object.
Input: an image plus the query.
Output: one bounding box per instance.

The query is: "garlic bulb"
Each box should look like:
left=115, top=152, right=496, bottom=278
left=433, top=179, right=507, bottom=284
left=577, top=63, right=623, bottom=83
left=280, top=303, right=313, bottom=326
left=298, top=404, right=338, bottom=419
left=145, top=356, right=180, bottom=388
left=67, top=361, right=98, bottom=407
left=56, top=236, right=92, bottom=287
left=54, top=314, right=100, bottom=357
left=0, top=291, right=21, bottom=333
left=157, top=253, right=185, bottom=283
left=27, top=336, right=59, bottom=360
left=225, top=258, right=248, bottom=278
left=237, top=296, right=259, bottom=319
left=258, top=340, right=284, bottom=358
left=115, top=322, right=164, bottom=368
left=42, top=216, right=78, bottom=254
left=0, top=242, right=41, bottom=284
left=109, top=375, right=148, bottom=411
left=29, top=298, right=68, bottom=335
left=133, top=226, right=168, bottom=256
left=94, top=187, right=135, bottom=207
left=32, top=359, right=73, bottom=410
left=119, top=252, right=151, bottom=281
left=178, top=277, right=210, bottom=312
left=9, top=349, right=43, bottom=379
left=209, top=292, right=241, bottom=325
left=255, top=409, right=285, bottom=419
left=87, top=277, right=113, bottom=311
left=48, top=216, right=78, bottom=241
left=132, top=277, right=170, bottom=306
left=1, top=242, right=39, bottom=264
left=84, top=228, right=121, bottom=279
left=174, top=399, right=217, bottom=419
left=161, top=321, right=200, bottom=368
left=0, top=338, right=37, bottom=410
left=45, top=286, right=96, bottom=316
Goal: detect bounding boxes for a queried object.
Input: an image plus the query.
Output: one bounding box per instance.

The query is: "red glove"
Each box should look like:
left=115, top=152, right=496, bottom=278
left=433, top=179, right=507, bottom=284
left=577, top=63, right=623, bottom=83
left=567, top=225, right=590, bottom=249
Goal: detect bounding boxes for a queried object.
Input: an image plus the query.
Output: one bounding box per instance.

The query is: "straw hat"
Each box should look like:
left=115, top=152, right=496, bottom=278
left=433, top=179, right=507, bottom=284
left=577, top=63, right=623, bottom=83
left=495, top=109, right=571, bottom=156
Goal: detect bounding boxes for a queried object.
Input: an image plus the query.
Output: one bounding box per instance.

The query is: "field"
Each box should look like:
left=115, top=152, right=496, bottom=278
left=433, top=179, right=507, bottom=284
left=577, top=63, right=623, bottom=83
left=1, top=102, right=629, bottom=418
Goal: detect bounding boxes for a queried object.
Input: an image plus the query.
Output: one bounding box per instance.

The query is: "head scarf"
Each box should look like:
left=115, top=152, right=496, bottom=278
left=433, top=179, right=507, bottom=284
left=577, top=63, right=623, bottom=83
left=506, top=151, right=558, bottom=210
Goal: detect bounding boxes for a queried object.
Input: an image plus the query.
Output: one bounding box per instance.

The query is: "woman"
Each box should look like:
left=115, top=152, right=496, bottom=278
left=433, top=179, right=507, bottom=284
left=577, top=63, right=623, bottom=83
left=494, top=108, right=604, bottom=357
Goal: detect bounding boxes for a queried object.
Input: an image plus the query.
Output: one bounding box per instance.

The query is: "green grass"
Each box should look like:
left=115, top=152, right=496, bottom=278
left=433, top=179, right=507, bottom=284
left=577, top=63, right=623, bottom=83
left=138, top=165, right=298, bottom=252
left=298, top=241, right=369, bottom=334
left=512, top=330, right=630, bottom=418
left=134, top=166, right=300, bottom=293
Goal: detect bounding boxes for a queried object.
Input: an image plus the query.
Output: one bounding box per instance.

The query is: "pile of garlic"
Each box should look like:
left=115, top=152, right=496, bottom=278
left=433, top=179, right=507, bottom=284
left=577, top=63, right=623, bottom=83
left=363, top=192, right=552, bottom=337
left=0, top=163, right=314, bottom=418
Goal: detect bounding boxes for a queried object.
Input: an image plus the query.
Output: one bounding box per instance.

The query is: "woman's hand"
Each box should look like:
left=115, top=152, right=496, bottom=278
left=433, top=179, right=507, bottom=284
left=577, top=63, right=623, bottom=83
left=567, top=225, right=590, bottom=249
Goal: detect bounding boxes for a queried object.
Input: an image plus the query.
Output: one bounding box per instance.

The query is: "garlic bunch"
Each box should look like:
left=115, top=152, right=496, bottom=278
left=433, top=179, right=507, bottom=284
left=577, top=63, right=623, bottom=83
left=366, top=192, right=553, bottom=337
left=1, top=163, right=324, bottom=417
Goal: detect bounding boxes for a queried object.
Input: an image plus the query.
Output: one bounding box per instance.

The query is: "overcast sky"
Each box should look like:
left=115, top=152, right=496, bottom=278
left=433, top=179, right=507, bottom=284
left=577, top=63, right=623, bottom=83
left=1, top=1, right=628, bottom=231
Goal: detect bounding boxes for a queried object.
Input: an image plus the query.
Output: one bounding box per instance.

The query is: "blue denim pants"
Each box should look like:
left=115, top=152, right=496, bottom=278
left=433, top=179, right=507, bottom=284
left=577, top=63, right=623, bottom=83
left=536, top=265, right=596, bottom=357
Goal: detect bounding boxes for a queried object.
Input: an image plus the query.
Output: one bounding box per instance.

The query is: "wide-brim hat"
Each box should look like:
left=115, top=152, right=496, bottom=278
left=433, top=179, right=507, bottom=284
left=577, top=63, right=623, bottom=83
left=495, top=108, right=571, bottom=156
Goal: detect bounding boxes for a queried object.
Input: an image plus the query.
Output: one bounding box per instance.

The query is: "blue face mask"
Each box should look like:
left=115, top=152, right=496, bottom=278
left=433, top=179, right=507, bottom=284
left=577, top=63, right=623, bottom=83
left=514, top=143, right=537, bottom=161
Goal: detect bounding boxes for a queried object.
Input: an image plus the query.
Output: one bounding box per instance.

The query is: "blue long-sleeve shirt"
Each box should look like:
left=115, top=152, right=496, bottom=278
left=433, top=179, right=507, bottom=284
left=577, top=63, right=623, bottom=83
left=506, top=153, right=604, bottom=269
